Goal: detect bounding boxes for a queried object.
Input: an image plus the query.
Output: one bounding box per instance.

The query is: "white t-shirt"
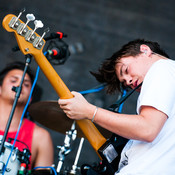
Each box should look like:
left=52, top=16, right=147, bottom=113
left=115, top=59, right=175, bottom=175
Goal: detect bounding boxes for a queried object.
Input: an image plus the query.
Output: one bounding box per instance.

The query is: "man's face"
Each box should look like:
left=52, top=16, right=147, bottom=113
left=0, top=69, right=32, bottom=105
left=115, top=54, right=149, bottom=90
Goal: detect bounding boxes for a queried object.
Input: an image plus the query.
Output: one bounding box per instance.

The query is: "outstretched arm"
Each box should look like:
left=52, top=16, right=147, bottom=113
left=58, top=91, right=167, bottom=142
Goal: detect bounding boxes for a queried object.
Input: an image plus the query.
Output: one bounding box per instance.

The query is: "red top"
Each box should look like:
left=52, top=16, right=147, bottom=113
left=0, top=118, right=35, bottom=170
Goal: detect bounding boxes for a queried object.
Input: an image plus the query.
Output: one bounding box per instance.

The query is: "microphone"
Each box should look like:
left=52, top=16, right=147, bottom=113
left=47, top=48, right=60, bottom=57
left=46, top=46, right=70, bottom=65
left=47, top=47, right=70, bottom=59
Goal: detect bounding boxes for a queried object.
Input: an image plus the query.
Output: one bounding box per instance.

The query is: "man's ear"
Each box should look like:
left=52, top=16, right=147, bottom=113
left=140, top=44, right=152, bottom=55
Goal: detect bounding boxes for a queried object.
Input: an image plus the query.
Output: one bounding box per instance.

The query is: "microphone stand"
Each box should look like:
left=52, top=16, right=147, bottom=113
left=0, top=55, right=32, bottom=156
left=69, top=137, right=84, bottom=175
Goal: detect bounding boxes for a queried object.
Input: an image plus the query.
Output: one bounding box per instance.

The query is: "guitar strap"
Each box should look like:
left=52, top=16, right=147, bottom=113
left=109, top=82, right=142, bottom=112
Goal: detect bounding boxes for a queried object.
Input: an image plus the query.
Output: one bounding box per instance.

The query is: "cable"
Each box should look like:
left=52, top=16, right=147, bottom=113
left=79, top=84, right=105, bottom=95
left=117, top=89, right=127, bottom=113
left=7, top=138, right=30, bottom=150
left=33, top=166, right=57, bottom=175
left=109, top=83, right=142, bottom=112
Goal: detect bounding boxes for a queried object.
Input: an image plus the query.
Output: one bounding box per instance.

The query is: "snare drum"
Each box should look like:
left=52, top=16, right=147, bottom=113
left=0, top=142, right=21, bottom=175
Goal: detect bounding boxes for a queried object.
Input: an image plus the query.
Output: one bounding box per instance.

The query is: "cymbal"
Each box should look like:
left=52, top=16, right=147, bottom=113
left=28, top=101, right=112, bottom=139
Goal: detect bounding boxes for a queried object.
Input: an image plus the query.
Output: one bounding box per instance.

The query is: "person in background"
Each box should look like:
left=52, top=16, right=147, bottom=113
left=0, top=61, right=54, bottom=171
left=58, top=39, right=175, bottom=174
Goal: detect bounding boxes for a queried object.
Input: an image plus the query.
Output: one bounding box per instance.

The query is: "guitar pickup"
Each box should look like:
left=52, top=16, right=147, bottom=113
left=102, top=144, right=118, bottom=163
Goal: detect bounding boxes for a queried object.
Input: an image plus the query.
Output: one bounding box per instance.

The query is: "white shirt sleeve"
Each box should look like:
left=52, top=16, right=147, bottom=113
left=137, top=59, right=175, bottom=117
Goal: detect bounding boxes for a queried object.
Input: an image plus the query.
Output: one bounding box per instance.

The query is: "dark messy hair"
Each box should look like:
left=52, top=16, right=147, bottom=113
left=0, top=61, right=34, bottom=86
left=91, top=39, right=169, bottom=94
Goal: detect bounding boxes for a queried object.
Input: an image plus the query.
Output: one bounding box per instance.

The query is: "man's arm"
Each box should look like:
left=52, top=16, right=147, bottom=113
left=59, top=91, right=167, bottom=142
left=32, top=125, right=54, bottom=168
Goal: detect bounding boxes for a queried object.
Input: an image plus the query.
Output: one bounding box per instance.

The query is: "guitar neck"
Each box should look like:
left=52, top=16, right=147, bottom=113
left=33, top=51, right=107, bottom=154
left=34, top=51, right=73, bottom=99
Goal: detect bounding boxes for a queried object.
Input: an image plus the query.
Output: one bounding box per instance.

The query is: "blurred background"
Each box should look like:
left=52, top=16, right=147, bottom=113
left=0, top=0, right=175, bottom=174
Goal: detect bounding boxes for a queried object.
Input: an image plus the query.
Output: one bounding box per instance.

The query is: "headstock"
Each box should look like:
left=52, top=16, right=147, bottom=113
left=2, top=9, right=49, bottom=56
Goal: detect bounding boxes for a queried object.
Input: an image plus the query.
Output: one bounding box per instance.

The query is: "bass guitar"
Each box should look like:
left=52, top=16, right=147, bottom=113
left=2, top=10, right=123, bottom=175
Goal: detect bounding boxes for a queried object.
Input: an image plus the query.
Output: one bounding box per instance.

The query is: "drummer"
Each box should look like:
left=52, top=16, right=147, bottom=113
left=0, top=61, right=54, bottom=170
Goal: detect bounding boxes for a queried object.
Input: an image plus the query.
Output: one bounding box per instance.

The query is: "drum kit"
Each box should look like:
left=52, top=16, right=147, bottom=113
left=0, top=101, right=112, bottom=175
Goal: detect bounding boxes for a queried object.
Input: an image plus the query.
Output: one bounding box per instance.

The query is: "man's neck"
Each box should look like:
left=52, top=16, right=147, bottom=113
left=0, top=98, right=25, bottom=131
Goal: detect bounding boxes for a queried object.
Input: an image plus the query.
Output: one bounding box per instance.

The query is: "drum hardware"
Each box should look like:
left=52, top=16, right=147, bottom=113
left=0, top=142, right=22, bottom=175
left=18, top=163, right=27, bottom=175
left=17, top=148, right=31, bottom=174
left=57, top=122, right=77, bottom=174
left=5, top=138, right=31, bottom=174
left=69, top=137, right=84, bottom=175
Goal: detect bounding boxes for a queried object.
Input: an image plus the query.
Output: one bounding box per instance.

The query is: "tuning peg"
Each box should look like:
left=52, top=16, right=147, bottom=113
left=33, top=27, right=50, bottom=49
left=24, top=14, right=35, bottom=29
left=20, top=8, right=26, bottom=14
left=9, top=8, right=26, bottom=29
left=26, top=14, right=35, bottom=21
left=25, top=20, right=44, bottom=42
left=30, top=20, right=44, bottom=37
left=34, top=20, right=44, bottom=29
left=17, top=14, right=35, bottom=35
left=29, top=20, right=43, bottom=38
left=16, top=8, right=26, bottom=22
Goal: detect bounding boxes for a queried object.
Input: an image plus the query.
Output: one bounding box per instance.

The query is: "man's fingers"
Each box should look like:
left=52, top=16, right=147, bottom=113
left=58, top=98, right=69, bottom=105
